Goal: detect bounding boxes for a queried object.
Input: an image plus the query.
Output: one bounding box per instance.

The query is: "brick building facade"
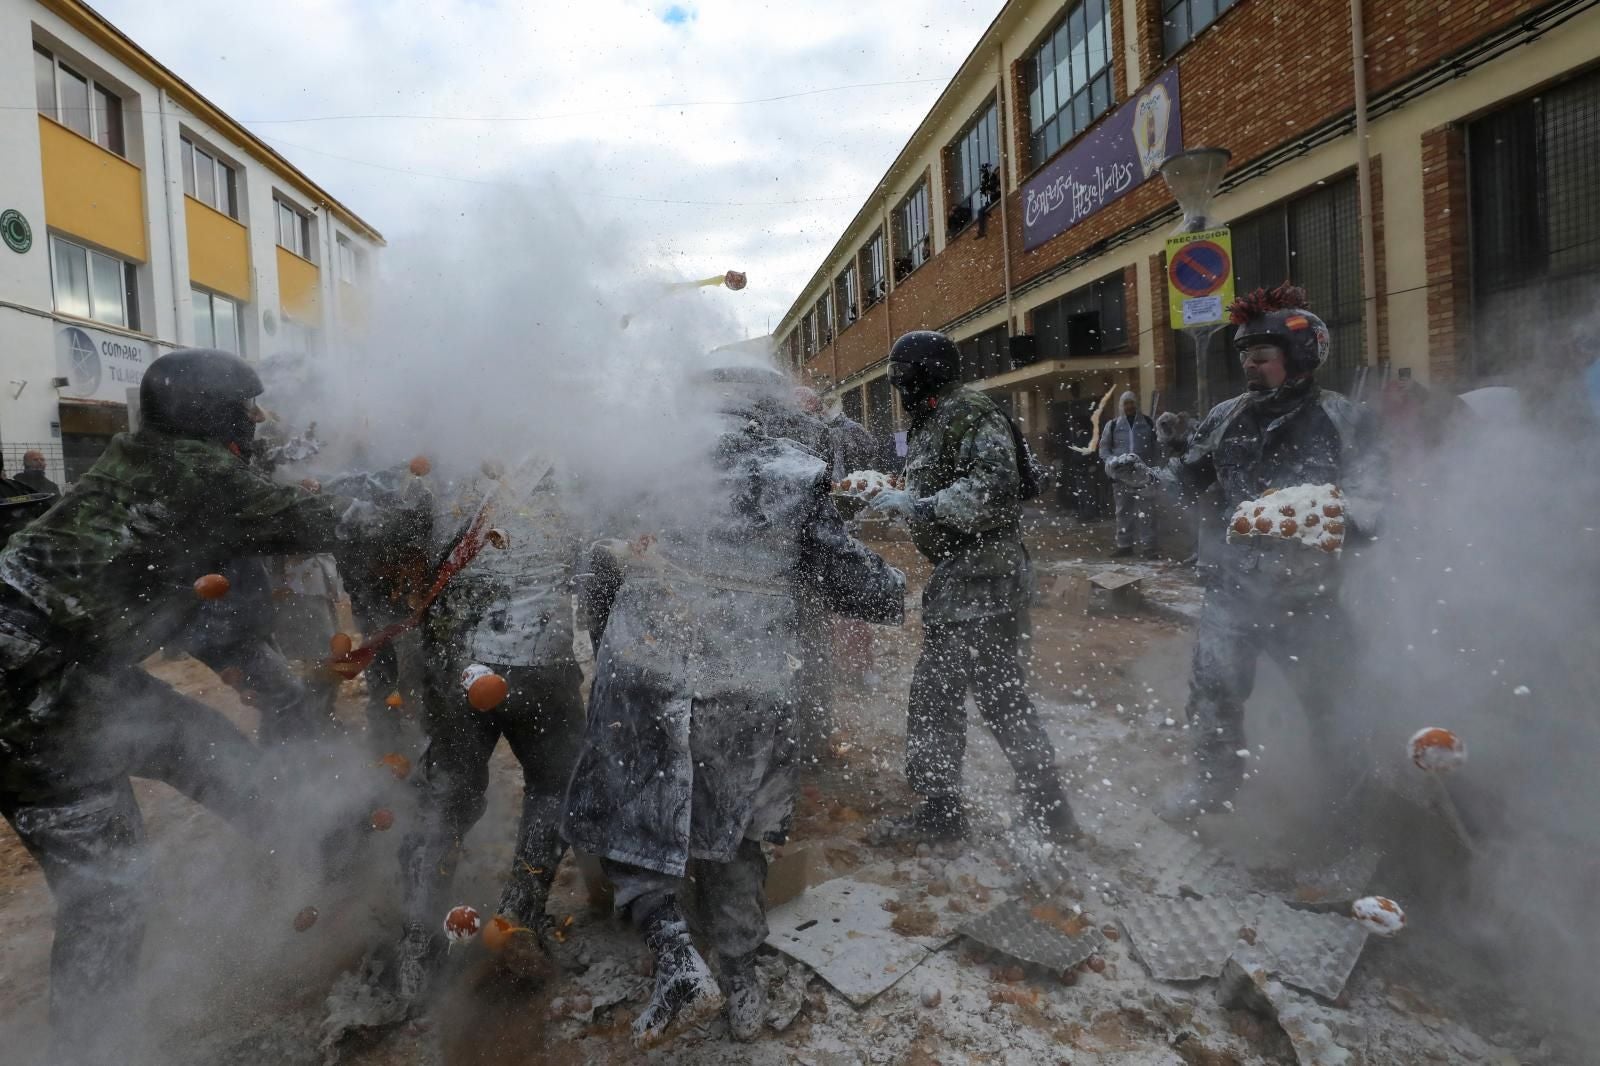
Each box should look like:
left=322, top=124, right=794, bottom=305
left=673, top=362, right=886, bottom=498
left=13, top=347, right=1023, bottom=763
left=776, top=0, right=1600, bottom=458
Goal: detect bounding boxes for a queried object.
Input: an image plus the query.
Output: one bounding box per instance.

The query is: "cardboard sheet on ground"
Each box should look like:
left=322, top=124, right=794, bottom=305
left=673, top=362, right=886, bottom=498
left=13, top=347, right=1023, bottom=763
left=959, top=897, right=1107, bottom=972
left=763, top=875, right=958, bottom=1004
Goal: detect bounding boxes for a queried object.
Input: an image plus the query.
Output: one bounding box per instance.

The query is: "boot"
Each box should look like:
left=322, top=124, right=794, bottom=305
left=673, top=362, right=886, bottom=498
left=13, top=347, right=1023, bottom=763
left=866, top=794, right=966, bottom=846
left=1155, top=760, right=1244, bottom=824
left=1019, top=779, right=1082, bottom=844
left=720, top=951, right=767, bottom=1042
left=395, top=921, right=443, bottom=1006
left=632, top=901, right=724, bottom=1050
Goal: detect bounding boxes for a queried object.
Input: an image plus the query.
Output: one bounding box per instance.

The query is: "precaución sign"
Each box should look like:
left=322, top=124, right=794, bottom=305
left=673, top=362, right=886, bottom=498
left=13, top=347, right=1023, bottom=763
left=1166, top=227, right=1234, bottom=329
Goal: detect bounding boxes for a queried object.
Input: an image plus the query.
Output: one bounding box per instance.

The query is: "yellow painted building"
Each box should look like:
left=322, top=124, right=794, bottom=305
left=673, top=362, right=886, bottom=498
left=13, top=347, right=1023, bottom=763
left=0, top=0, right=385, bottom=482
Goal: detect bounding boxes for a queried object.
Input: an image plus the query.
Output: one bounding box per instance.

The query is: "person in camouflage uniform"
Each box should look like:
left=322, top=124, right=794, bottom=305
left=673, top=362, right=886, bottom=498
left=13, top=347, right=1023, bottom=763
left=391, top=455, right=586, bottom=1003
left=1106, top=285, right=1381, bottom=821
left=0, top=350, right=425, bottom=1063
left=564, top=365, right=904, bottom=1048
left=867, top=331, right=1078, bottom=845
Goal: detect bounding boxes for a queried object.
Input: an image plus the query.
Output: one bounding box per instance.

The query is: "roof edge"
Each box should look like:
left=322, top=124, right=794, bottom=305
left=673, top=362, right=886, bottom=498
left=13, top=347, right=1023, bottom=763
left=43, top=0, right=387, bottom=246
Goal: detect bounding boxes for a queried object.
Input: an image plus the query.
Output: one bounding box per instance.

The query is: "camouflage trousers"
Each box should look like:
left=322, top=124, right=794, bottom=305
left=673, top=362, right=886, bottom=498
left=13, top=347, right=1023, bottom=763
left=603, top=837, right=769, bottom=959
left=2, top=599, right=269, bottom=1063
left=906, top=611, right=1064, bottom=805
left=398, top=657, right=585, bottom=932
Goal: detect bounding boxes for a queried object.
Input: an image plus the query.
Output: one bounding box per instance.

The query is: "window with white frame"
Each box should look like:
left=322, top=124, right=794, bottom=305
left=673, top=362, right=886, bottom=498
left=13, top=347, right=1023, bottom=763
left=1022, top=0, right=1113, bottom=169
left=893, top=181, right=932, bottom=282
left=948, top=100, right=1001, bottom=235
left=815, top=292, right=834, bottom=347
left=861, top=229, right=888, bottom=306
left=834, top=263, right=859, bottom=328
left=50, top=235, right=139, bottom=330
left=34, top=43, right=125, bottom=157
left=192, top=288, right=241, bottom=353
left=276, top=200, right=313, bottom=259
left=336, top=236, right=365, bottom=283
left=181, top=137, right=239, bottom=219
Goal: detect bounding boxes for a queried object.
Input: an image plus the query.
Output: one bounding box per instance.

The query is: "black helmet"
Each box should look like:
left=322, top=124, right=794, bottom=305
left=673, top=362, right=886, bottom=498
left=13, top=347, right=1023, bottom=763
left=1228, top=283, right=1330, bottom=376
left=140, top=348, right=264, bottom=448
left=888, top=330, right=960, bottom=408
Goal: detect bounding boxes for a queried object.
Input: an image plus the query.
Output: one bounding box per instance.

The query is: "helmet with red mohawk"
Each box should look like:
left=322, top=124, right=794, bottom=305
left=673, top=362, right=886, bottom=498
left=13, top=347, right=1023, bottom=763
left=1228, top=282, right=1330, bottom=376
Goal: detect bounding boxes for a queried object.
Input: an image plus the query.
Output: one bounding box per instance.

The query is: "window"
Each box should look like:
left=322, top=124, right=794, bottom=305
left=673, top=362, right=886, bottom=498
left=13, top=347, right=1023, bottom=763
left=337, top=236, right=365, bottom=283
left=1031, top=271, right=1128, bottom=360
left=957, top=326, right=1011, bottom=383
left=34, top=45, right=125, bottom=156
left=1163, top=0, right=1241, bottom=58
left=815, top=293, right=834, bottom=348
left=277, top=200, right=312, bottom=259
left=181, top=138, right=239, bottom=218
left=1468, top=70, right=1600, bottom=381
left=834, top=264, right=859, bottom=329
left=948, top=101, right=1001, bottom=236
left=800, top=312, right=815, bottom=358
left=50, top=235, right=139, bottom=329
left=1175, top=176, right=1364, bottom=409
left=861, top=229, right=888, bottom=307
left=1022, top=0, right=1113, bottom=169
left=278, top=318, right=318, bottom=355
left=893, top=181, right=932, bottom=281
left=192, top=289, right=241, bottom=353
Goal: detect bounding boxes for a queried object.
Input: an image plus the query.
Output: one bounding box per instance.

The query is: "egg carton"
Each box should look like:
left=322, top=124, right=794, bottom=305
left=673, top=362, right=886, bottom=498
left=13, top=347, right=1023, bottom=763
left=1100, top=814, right=1242, bottom=898
left=1118, top=893, right=1248, bottom=981
left=958, top=897, right=1108, bottom=973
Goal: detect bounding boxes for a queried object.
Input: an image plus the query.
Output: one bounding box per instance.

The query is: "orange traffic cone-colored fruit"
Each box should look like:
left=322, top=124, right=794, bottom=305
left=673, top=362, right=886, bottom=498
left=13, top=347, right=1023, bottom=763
left=467, top=672, right=510, bottom=711
left=378, top=753, right=412, bottom=780
left=194, top=573, right=231, bottom=600
left=409, top=456, right=432, bottom=477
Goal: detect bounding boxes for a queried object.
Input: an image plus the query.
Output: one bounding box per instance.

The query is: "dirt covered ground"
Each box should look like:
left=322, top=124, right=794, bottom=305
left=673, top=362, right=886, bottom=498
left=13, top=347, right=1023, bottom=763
left=0, top=508, right=1565, bottom=1065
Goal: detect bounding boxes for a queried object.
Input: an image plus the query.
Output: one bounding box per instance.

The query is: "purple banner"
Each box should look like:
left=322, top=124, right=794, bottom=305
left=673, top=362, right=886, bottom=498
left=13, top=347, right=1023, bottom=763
left=1022, top=66, right=1183, bottom=252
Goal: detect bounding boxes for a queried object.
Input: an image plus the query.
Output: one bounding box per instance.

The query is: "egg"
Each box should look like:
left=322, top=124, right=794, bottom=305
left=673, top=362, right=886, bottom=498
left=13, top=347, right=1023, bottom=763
left=1352, top=896, right=1405, bottom=937
left=1409, top=727, right=1466, bottom=772
left=444, top=905, right=482, bottom=943
left=194, top=573, right=231, bottom=600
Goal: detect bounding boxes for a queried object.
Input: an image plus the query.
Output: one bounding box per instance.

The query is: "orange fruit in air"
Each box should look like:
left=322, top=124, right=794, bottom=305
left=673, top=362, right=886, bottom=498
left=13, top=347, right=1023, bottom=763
left=378, top=753, right=412, bottom=780
left=481, top=914, right=525, bottom=953
left=409, top=456, right=432, bottom=477
left=1231, top=516, right=1252, bottom=536
left=330, top=633, right=354, bottom=658
left=385, top=692, right=405, bottom=709
left=467, top=672, right=510, bottom=711
left=370, top=808, right=395, bottom=831
left=293, top=906, right=319, bottom=932
left=194, top=573, right=231, bottom=600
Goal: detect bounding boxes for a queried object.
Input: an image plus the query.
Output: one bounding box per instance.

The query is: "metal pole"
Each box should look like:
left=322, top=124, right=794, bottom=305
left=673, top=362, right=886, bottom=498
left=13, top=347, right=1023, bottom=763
left=995, top=43, right=1016, bottom=337
left=1351, top=0, right=1382, bottom=373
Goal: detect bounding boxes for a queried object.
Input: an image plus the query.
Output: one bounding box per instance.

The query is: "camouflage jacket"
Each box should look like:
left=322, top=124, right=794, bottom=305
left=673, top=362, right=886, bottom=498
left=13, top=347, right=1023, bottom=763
left=0, top=429, right=415, bottom=667
left=904, top=383, right=1030, bottom=623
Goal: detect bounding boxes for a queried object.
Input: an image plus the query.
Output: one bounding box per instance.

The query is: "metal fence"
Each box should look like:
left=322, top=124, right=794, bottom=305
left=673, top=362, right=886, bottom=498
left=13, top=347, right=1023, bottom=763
left=1, top=441, right=67, bottom=489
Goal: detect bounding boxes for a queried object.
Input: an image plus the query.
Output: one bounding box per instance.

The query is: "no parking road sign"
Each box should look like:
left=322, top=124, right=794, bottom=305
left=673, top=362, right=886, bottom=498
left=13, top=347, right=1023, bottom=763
left=1166, top=227, right=1234, bottom=329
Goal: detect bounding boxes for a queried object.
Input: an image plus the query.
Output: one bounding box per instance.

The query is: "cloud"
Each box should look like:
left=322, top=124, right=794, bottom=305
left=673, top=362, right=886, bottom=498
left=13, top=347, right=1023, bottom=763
left=92, top=0, right=1000, bottom=340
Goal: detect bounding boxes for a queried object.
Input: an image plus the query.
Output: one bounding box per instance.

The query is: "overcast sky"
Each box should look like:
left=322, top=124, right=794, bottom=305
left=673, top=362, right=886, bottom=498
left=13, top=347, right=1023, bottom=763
left=94, top=0, right=1004, bottom=342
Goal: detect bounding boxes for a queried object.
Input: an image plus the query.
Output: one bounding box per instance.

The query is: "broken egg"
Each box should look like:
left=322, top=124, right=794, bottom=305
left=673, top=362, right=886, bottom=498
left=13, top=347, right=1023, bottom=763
left=1408, top=727, right=1466, bottom=772
left=485, top=528, right=510, bottom=550
left=444, top=905, right=482, bottom=943
left=1352, top=896, right=1406, bottom=937
left=481, top=914, right=525, bottom=953
left=385, top=692, right=405, bottom=709
left=194, top=573, right=231, bottom=600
